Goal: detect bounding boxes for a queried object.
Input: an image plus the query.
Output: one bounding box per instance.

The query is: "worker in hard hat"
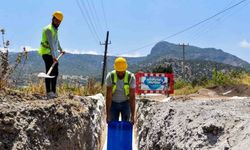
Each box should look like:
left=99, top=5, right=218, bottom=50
left=105, top=57, right=136, bottom=124
left=38, top=11, right=65, bottom=99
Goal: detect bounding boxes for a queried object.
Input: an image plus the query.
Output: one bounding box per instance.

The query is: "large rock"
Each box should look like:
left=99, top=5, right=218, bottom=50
left=0, top=90, right=105, bottom=150
left=136, top=98, right=250, bottom=150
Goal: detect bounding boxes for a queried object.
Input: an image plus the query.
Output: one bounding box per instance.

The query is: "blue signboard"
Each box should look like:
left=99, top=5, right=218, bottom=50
left=141, top=76, right=168, bottom=90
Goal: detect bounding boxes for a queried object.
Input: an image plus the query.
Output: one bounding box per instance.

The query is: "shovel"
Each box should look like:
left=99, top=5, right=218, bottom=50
left=38, top=53, right=63, bottom=78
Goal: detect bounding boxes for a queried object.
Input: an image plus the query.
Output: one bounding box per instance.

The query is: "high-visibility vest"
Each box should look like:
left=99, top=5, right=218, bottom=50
left=111, top=70, right=132, bottom=96
left=38, top=24, right=57, bottom=56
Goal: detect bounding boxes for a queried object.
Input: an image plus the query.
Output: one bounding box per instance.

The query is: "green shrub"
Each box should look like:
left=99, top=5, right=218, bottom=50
left=152, top=64, right=173, bottom=73
left=174, top=79, right=190, bottom=89
left=211, top=69, right=235, bottom=85
left=191, top=76, right=209, bottom=87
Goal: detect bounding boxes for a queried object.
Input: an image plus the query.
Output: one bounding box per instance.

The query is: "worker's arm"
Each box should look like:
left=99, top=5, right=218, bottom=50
left=129, top=88, right=136, bottom=124
left=106, top=86, right=112, bottom=123
left=45, top=29, right=56, bottom=59
left=129, top=74, right=136, bottom=124
left=58, top=41, right=65, bottom=54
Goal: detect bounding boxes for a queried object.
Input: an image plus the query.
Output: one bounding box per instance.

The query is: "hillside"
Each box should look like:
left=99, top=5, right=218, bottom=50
left=148, top=41, right=250, bottom=69
left=131, top=57, right=246, bottom=82
left=9, top=51, right=145, bottom=76
left=7, top=41, right=250, bottom=86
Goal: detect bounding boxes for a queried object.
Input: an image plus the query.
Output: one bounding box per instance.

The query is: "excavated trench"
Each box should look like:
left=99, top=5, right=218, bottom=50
left=0, top=90, right=137, bottom=150
left=2, top=90, right=250, bottom=150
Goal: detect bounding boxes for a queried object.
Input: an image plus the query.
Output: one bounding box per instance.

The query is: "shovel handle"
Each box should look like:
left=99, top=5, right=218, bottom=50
left=47, top=53, right=64, bottom=75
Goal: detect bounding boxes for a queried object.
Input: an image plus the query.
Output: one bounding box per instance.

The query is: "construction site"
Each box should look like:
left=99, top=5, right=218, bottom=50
left=1, top=0, right=250, bottom=150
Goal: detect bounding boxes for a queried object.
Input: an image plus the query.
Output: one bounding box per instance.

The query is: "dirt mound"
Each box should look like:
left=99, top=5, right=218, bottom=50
left=209, top=84, right=250, bottom=97
left=188, top=88, right=219, bottom=98
left=0, top=89, right=105, bottom=150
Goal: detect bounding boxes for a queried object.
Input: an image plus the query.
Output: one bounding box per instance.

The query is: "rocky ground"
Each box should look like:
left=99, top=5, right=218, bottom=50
left=0, top=89, right=105, bottom=150
left=136, top=95, right=250, bottom=150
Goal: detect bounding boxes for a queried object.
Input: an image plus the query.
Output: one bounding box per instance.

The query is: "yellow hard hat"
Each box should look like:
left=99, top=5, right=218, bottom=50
left=53, top=11, right=63, bottom=21
left=114, top=57, right=128, bottom=71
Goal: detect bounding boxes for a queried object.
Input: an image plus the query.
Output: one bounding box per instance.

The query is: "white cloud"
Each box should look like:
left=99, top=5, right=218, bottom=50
left=118, top=52, right=146, bottom=58
left=1, top=47, right=16, bottom=53
left=21, top=46, right=38, bottom=52
left=5, top=46, right=101, bottom=55
left=83, top=50, right=99, bottom=55
left=64, top=49, right=101, bottom=55
left=19, top=47, right=100, bottom=55
left=239, top=40, right=250, bottom=48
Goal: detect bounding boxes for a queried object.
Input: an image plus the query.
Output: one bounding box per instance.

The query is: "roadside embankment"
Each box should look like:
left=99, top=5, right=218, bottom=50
left=0, top=90, right=105, bottom=150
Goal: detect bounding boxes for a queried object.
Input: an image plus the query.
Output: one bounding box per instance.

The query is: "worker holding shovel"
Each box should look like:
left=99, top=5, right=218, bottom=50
left=38, top=11, right=65, bottom=99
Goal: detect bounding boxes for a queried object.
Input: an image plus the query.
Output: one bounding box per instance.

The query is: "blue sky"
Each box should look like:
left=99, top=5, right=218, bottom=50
left=1, top=0, right=250, bottom=62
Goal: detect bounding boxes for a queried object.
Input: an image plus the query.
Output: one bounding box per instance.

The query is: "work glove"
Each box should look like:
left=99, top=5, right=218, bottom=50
left=53, top=57, right=58, bottom=63
left=60, top=51, right=66, bottom=55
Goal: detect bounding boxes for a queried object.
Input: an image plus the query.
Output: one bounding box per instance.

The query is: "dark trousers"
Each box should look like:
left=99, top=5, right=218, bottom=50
left=42, top=54, right=58, bottom=94
left=110, top=101, right=131, bottom=122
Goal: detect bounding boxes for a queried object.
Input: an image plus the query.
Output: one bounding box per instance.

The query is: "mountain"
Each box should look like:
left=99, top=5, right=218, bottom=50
left=147, top=41, right=250, bottom=69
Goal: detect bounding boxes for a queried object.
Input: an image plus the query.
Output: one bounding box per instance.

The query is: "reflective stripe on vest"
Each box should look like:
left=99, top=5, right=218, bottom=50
left=38, top=24, right=57, bottom=56
left=111, top=70, right=131, bottom=96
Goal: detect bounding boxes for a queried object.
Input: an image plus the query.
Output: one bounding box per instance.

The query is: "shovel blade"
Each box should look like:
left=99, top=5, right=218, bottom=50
left=38, top=72, right=55, bottom=78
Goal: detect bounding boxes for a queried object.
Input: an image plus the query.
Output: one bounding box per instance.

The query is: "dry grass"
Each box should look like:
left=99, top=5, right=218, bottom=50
left=21, top=78, right=104, bottom=96
left=238, top=74, right=250, bottom=86
left=173, top=85, right=202, bottom=96
left=0, top=80, right=7, bottom=90
left=58, top=78, right=103, bottom=96
left=173, top=73, right=250, bottom=96
left=21, top=79, right=46, bottom=95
